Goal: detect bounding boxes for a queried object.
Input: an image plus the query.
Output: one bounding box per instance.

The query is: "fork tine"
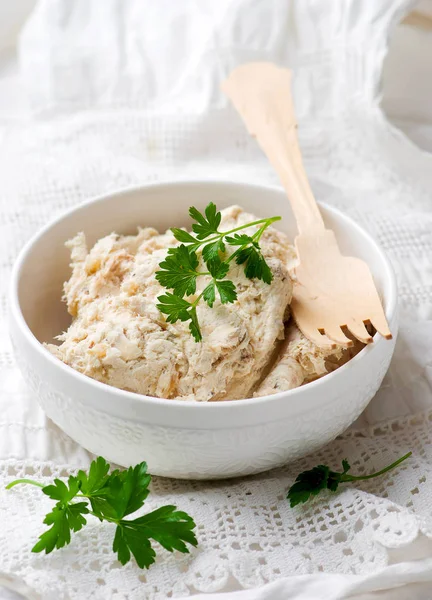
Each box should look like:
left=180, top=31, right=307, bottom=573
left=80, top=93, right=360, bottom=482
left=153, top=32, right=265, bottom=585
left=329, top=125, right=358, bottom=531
left=346, top=319, right=374, bottom=344
left=297, top=322, right=337, bottom=349
left=369, top=313, right=393, bottom=340
left=324, top=326, right=354, bottom=348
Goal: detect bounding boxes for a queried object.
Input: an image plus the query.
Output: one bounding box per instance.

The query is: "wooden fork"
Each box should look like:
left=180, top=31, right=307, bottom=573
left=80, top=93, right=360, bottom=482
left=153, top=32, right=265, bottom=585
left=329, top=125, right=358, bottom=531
left=222, top=62, right=392, bottom=348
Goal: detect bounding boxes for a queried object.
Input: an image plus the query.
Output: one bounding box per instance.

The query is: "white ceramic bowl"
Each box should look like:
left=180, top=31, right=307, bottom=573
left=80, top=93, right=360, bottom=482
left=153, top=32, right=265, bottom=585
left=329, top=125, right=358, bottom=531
left=9, top=181, right=398, bottom=479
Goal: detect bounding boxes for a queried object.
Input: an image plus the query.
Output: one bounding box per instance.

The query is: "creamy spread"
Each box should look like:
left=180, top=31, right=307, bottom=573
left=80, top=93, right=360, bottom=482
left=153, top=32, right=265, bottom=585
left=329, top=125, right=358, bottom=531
left=46, top=206, right=362, bottom=401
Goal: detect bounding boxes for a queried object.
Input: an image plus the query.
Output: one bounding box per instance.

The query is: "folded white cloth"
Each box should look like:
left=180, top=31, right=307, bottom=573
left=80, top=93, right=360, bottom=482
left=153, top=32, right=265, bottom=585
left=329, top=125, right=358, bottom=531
left=2, top=0, right=432, bottom=598
left=183, top=558, right=432, bottom=599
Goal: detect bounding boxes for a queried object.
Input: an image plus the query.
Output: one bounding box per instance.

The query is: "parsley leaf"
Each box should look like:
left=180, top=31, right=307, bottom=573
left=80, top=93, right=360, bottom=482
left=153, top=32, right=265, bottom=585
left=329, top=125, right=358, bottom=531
left=202, top=280, right=237, bottom=307
left=342, top=459, right=350, bottom=473
left=189, top=203, right=221, bottom=239
left=32, top=475, right=90, bottom=553
left=287, top=465, right=330, bottom=508
left=114, top=506, right=197, bottom=568
left=287, top=452, right=412, bottom=508
left=202, top=238, right=225, bottom=262
left=113, top=523, right=155, bottom=568
left=235, top=245, right=273, bottom=284
left=156, top=294, right=202, bottom=341
left=171, top=228, right=197, bottom=244
left=156, top=293, right=193, bottom=324
left=77, top=456, right=110, bottom=495
left=42, top=476, right=81, bottom=502
left=32, top=502, right=89, bottom=554
left=112, top=463, right=151, bottom=518
left=207, top=257, right=229, bottom=280
left=188, top=306, right=202, bottom=342
left=216, top=280, right=237, bottom=304
left=202, top=257, right=237, bottom=307
left=225, top=233, right=255, bottom=246
left=6, top=457, right=198, bottom=570
left=202, top=281, right=216, bottom=308
left=131, top=505, right=197, bottom=552
left=86, top=462, right=151, bottom=521
left=156, top=245, right=199, bottom=298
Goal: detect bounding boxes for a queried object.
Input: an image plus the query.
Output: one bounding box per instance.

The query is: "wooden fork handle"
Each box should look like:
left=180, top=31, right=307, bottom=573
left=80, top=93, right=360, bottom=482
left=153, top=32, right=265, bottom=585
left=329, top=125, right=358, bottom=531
left=222, top=62, right=324, bottom=234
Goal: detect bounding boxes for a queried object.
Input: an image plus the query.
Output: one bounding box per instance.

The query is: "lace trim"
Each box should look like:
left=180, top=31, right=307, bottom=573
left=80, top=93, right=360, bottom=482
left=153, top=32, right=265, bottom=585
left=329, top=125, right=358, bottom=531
left=0, top=407, right=431, bottom=598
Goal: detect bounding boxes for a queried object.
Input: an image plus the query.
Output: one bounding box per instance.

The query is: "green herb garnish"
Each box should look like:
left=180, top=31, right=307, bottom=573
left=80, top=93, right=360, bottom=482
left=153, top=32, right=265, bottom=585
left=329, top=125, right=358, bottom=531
left=6, top=457, right=197, bottom=569
left=287, top=452, right=412, bottom=508
left=156, top=202, right=281, bottom=341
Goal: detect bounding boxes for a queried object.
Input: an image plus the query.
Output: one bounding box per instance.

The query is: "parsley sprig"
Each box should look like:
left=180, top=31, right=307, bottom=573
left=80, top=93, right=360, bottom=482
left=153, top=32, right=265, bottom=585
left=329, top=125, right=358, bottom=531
left=6, top=457, right=197, bottom=569
left=287, top=452, right=412, bottom=508
left=156, top=203, right=281, bottom=341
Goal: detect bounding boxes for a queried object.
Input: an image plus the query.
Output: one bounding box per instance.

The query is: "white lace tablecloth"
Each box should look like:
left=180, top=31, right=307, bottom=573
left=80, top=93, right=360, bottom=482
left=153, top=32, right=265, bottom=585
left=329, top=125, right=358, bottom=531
left=2, top=0, right=432, bottom=598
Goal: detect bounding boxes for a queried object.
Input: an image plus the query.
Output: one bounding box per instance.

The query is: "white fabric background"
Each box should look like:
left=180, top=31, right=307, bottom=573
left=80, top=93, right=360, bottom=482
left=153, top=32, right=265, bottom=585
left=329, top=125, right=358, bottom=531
left=1, top=0, right=432, bottom=598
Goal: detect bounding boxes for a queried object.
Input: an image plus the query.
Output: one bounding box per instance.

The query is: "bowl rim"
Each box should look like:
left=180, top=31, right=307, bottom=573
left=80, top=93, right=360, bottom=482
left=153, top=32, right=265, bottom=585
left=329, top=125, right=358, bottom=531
left=10, top=179, right=398, bottom=412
